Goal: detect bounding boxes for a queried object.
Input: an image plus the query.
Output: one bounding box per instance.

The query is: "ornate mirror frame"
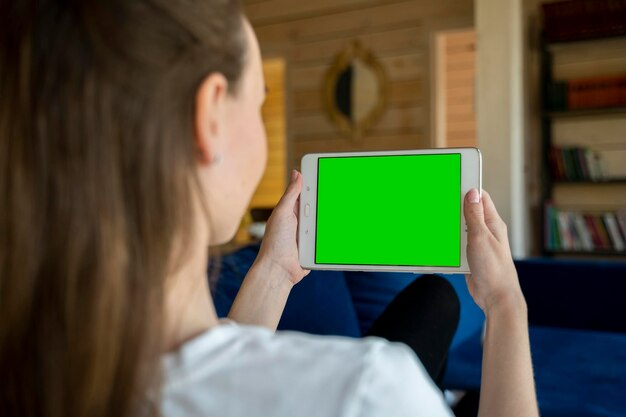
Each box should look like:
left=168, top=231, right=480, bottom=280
left=322, top=40, right=389, bottom=140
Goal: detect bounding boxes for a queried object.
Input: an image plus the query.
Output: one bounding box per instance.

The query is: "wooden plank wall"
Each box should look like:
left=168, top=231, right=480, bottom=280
left=441, top=29, right=476, bottom=148
left=243, top=0, right=474, bottom=171
left=250, top=58, right=287, bottom=209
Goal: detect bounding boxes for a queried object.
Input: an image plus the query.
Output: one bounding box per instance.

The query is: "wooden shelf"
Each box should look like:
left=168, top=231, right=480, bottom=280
left=553, top=179, right=626, bottom=185
left=546, top=32, right=626, bottom=46
left=545, top=250, right=626, bottom=257
left=544, top=107, right=626, bottom=119
left=539, top=24, right=626, bottom=260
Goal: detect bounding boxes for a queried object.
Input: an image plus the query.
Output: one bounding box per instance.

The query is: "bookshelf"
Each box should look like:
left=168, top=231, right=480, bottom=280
left=553, top=180, right=626, bottom=185
left=540, top=0, right=626, bottom=259
left=546, top=107, right=626, bottom=119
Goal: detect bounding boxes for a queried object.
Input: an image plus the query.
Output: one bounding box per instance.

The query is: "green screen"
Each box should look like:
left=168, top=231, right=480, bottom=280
left=315, top=154, right=461, bottom=267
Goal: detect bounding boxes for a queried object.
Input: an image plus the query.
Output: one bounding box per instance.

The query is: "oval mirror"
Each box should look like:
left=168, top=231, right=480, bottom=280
left=323, top=40, right=388, bottom=140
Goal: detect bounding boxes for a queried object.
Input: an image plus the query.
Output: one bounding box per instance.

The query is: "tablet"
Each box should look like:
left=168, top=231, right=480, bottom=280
left=298, top=148, right=481, bottom=273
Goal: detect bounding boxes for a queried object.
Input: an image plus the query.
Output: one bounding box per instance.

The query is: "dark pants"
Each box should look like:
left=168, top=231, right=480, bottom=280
left=365, top=274, right=461, bottom=386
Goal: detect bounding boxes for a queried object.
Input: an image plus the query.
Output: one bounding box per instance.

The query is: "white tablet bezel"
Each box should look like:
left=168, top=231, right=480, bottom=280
left=298, top=148, right=482, bottom=274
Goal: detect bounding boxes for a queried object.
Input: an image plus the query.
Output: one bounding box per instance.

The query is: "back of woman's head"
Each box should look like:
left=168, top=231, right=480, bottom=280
left=0, top=1, right=245, bottom=416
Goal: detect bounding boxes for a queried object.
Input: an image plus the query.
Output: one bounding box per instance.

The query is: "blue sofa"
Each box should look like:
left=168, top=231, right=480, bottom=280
left=445, top=259, right=626, bottom=417
left=211, top=244, right=626, bottom=417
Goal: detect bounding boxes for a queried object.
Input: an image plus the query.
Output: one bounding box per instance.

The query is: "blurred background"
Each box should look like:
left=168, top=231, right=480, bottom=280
left=232, top=0, right=626, bottom=267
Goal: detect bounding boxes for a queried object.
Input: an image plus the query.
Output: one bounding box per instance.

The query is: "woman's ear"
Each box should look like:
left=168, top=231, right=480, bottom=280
left=194, top=73, right=229, bottom=165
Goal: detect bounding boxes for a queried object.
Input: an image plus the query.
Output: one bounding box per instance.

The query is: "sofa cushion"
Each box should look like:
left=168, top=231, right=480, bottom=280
left=211, top=243, right=361, bottom=337
left=516, top=259, right=626, bottom=333
left=445, top=326, right=626, bottom=417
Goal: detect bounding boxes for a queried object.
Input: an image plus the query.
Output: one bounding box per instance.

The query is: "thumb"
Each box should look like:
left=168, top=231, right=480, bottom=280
left=464, top=188, right=485, bottom=232
left=276, top=170, right=302, bottom=211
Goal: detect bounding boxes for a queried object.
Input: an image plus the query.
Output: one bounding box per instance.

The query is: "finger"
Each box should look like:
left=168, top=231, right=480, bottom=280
left=464, top=188, right=485, bottom=235
left=481, top=190, right=508, bottom=242
left=276, top=170, right=302, bottom=211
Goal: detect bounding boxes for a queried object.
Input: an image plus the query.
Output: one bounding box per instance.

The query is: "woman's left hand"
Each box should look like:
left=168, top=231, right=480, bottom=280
left=253, top=170, right=310, bottom=286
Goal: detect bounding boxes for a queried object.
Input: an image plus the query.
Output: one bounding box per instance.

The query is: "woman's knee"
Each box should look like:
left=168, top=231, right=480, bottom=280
left=408, top=274, right=461, bottom=328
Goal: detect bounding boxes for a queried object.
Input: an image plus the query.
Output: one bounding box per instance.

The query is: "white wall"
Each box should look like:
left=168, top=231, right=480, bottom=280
left=475, top=0, right=530, bottom=258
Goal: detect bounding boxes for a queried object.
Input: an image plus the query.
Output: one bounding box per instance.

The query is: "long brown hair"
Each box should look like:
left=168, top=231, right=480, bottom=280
left=0, top=1, right=246, bottom=416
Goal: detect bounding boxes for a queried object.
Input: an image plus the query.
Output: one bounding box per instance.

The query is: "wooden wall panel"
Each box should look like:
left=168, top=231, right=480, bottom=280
left=291, top=133, right=425, bottom=168
left=252, top=2, right=421, bottom=43
left=244, top=0, right=398, bottom=25
left=436, top=28, right=476, bottom=148
left=290, top=53, right=424, bottom=91
left=244, top=0, right=473, bottom=172
left=291, top=27, right=423, bottom=65
left=249, top=58, right=286, bottom=209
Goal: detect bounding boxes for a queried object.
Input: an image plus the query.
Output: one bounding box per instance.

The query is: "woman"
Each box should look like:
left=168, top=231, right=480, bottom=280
left=0, top=1, right=538, bottom=417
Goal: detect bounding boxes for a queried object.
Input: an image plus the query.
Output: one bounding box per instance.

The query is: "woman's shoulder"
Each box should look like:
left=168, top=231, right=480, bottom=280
left=161, top=322, right=452, bottom=417
left=163, top=320, right=415, bottom=381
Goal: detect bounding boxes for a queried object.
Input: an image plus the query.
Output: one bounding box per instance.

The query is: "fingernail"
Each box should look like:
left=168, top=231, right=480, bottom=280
left=468, top=188, right=480, bottom=204
left=291, top=170, right=298, bottom=182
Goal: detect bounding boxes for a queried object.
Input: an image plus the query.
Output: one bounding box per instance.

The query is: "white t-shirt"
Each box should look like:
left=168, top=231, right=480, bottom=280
left=161, top=321, right=453, bottom=417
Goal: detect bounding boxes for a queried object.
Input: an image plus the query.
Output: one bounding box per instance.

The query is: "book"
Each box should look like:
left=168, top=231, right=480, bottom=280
left=563, top=148, right=576, bottom=180
left=617, top=210, right=626, bottom=241
left=590, top=151, right=604, bottom=180
left=546, top=207, right=626, bottom=253
left=557, top=211, right=573, bottom=250
left=543, top=0, right=626, bottom=42
left=604, top=212, right=626, bottom=251
left=584, top=150, right=600, bottom=180
left=548, top=147, right=609, bottom=181
left=593, top=215, right=613, bottom=250
left=570, top=148, right=584, bottom=179
left=596, top=149, right=626, bottom=179
left=576, top=149, right=590, bottom=179
left=568, top=212, right=582, bottom=250
left=573, top=212, right=595, bottom=251
left=551, top=207, right=562, bottom=249
left=546, top=81, right=569, bottom=111
left=567, top=75, right=626, bottom=109
left=584, top=214, right=603, bottom=249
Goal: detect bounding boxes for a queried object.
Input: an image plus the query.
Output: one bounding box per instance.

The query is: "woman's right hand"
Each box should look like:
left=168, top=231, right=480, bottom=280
left=463, top=189, right=524, bottom=314
left=464, top=189, right=539, bottom=417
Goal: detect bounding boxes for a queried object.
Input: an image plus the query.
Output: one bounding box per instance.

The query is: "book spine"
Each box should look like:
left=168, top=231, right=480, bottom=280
left=592, top=151, right=604, bottom=179
left=604, top=212, right=626, bottom=251
left=574, top=212, right=595, bottom=251
left=555, top=148, right=566, bottom=179
left=593, top=215, right=613, bottom=250
left=616, top=210, right=626, bottom=241
left=543, top=0, right=626, bottom=42
left=563, top=148, right=575, bottom=180
left=542, top=3, right=557, bottom=42
left=585, top=149, right=598, bottom=180
left=560, top=81, right=569, bottom=110
left=571, top=148, right=584, bottom=180
left=552, top=208, right=562, bottom=249
left=549, top=148, right=559, bottom=180
left=568, top=80, right=581, bottom=109
left=584, top=214, right=602, bottom=249
left=557, top=211, right=573, bottom=250
left=564, top=75, right=626, bottom=109
left=576, top=148, right=590, bottom=180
